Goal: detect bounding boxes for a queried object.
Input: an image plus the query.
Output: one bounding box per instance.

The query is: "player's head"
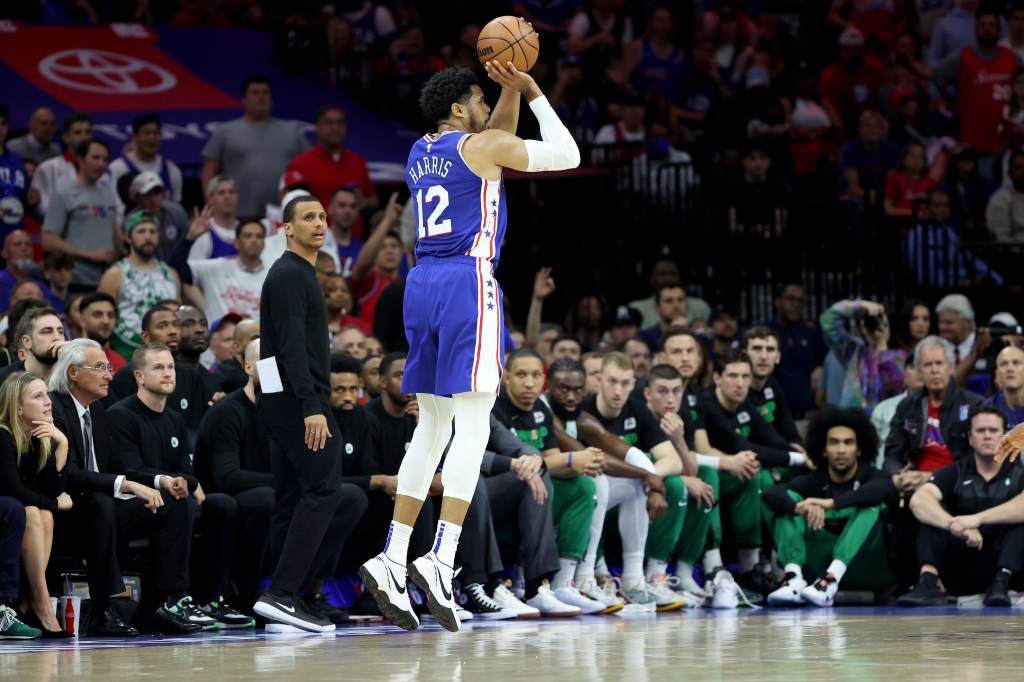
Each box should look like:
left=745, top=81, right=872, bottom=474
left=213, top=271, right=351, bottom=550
left=806, top=405, right=878, bottom=473
left=743, top=326, right=781, bottom=380
left=330, top=352, right=363, bottom=411
left=379, top=352, right=411, bottom=406
left=597, top=351, right=634, bottom=412
left=713, top=348, right=752, bottom=407
left=547, top=358, right=585, bottom=415
left=644, top=363, right=683, bottom=418
left=659, top=327, right=704, bottom=381
left=420, top=67, right=489, bottom=132
left=505, top=348, right=545, bottom=410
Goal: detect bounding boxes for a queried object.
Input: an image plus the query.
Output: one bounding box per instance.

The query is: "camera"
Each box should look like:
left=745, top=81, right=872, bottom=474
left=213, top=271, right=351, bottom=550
left=854, top=309, right=886, bottom=334
left=988, top=325, right=1023, bottom=337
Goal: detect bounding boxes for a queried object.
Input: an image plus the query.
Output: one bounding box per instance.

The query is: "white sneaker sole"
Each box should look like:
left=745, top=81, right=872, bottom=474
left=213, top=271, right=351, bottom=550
left=253, top=601, right=333, bottom=633
left=358, top=561, right=420, bottom=631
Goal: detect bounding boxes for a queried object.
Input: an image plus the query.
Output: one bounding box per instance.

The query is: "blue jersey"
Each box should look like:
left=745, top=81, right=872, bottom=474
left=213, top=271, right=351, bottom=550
left=405, top=131, right=507, bottom=265
left=0, top=147, right=28, bottom=235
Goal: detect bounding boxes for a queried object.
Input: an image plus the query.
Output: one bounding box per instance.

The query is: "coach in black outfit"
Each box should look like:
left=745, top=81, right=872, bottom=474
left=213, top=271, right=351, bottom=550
left=49, top=339, right=197, bottom=635
left=253, top=194, right=345, bottom=633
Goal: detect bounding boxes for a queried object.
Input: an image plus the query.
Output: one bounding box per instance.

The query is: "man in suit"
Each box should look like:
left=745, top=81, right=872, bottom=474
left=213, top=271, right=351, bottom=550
left=48, top=338, right=200, bottom=635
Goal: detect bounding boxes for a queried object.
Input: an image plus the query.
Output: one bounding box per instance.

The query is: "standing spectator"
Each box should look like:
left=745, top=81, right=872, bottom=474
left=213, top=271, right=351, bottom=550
left=286, top=106, right=377, bottom=238
left=985, top=149, right=1024, bottom=240
left=927, top=0, right=983, bottom=67
left=5, top=108, right=59, bottom=166
left=187, top=176, right=240, bottom=261
left=40, top=139, right=119, bottom=291
left=1001, top=3, right=1024, bottom=62
left=932, top=6, right=1021, bottom=168
left=325, top=187, right=363, bottom=279
left=201, top=75, right=311, bottom=215
left=0, top=104, right=29, bottom=236
left=27, top=112, right=92, bottom=217
left=764, top=283, right=829, bottom=417
left=819, top=28, right=887, bottom=139
left=179, top=218, right=267, bottom=324
left=883, top=141, right=947, bottom=221
left=108, top=114, right=184, bottom=220
left=348, top=194, right=402, bottom=328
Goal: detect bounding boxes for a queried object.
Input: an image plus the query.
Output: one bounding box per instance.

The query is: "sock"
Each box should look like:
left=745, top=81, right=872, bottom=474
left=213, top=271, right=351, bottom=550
left=738, top=547, right=760, bottom=573
left=486, top=576, right=501, bottom=595
left=595, top=555, right=611, bottom=579
left=999, top=567, right=1013, bottom=577
left=553, top=558, right=578, bottom=587
left=646, top=558, right=669, bottom=581
left=919, top=572, right=939, bottom=588
left=525, top=577, right=546, bottom=599
left=703, top=549, right=723, bottom=574
left=826, top=560, right=847, bottom=584
left=622, top=551, right=645, bottom=589
left=383, top=521, right=413, bottom=566
left=676, top=560, right=695, bottom=583
left=784, top=563, right=804, bottom=580
left=431, top=521, right=461, bottom=567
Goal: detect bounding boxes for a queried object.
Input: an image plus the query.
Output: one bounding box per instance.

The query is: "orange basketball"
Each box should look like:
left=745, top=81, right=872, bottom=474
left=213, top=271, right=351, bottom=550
left=476, top=16, right=539, bottom=72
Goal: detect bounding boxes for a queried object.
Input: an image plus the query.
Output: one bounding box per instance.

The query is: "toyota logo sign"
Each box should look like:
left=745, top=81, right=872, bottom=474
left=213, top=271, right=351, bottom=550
left=38, top=49, right=177, bottom=94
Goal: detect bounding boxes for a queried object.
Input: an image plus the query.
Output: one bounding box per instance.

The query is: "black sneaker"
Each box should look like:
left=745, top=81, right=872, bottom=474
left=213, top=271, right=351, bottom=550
left=200, top=597, right=256, bottom=629
left=459, top=583, right=517, bottom=620
left=735, top=570, right=772, bottom=603
left=151, top=598, right=204, bottom=634
left=254, top=592, right=334, bottom=633
left=984, top=571, right=1013, bottom=607
left=897, top=575, right=946, bottom=607
left=303, top=593, right=350, bottom=624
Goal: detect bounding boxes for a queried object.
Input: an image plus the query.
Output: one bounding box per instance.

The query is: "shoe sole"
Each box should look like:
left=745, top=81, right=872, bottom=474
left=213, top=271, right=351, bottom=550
left=655, top=600, right=685, bottom=612
left=407, top=563, right=460, bottom=633
left=358, top=564, right=420, bottom=631
left=469, top=610, right=518, bottom=620
left=215, top=620, right=257, bottom=629
left=598, top=603, right=624, bottom=615
left=253, top=601, right=330, bottom=633
left=534, top=608, right=582, bottom=617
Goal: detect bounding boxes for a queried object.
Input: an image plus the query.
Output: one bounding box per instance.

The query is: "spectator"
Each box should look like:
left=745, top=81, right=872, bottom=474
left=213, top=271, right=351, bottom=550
left=883, top=141, right=947, bottom=221
left=127, top=172, right=190, bottom=263
left=41, top=139, right=119, bottom=291
left=884, top=32, right=936, bottom=106
left=325, top=187, right=363, bottom=279
left=708, top=6, right=756, bottom=89
left=187, top=176, right=241, bottom=261
left=983, top=344, right=1024, bottom=427
left=201, top=75, right=311, bottom=215
left=108, top=114, right=184, bottom=220
left=839, top=110, right=900, bottom=201
left=77, top=292, right=127, bottom=373
left=827, top=0, right=909, bottom=49
left=763, top=283, right=829, bottom=417
left=901, top=406, right=1023, bottom=606
left=872, top=356, right=924, bottom=465
left=5, top=307, right=66, bottom=386
left=627, top=259, right=710, bottom=329
left=27, top=111, right=93, bottom=218
left=670, top=37, right=732, bottom=143
left=348, top=194, right=402, bottom=328
left=764, top=406, right=896, bottom=607
left=927, top=0, right=984, bottom=67
left=942, top=144, right=994, bottom=238
left=819, top=28, right=887, bottom=139
left=565, top=0, right=634, bottom=76
left=895, top=297, right=933, bottom=354
left=0, top=230, right=46, bottom=312
left=5, top=108, right=59, bottom=166
left=617, top=6, right=684, bottom=103
left=340, top=0, right=397, bottom=56
left=1001, top=3, right=1024, bottom=62
left=180, top=217, right=267, bottom=324
left=0, top=371, right=72, bottom=636
left=636, top=284, right=688, bottom=354
left=788, top=61, right=835, bottom=176
left=170, top=0, right=233, bottom=26
left=727, top=140, right=790, bottom=237
left=985, top=149, right=1024, bottom=240
left=40, top=252, right=72, bottom=312
left=935, top=293, right=976, bottom=366
left=549, top=55, right=600, bottom=146
left=0, top=495, right=37, bottom=638
left=208, top=313, right=241, bottom=370
left=0, top=104, right=29, bottom=236
left=213, top=318, right=258, bottom=394
left=603, top=305, right=642, bottom=350
left=374, top=24, right=446, bottom=127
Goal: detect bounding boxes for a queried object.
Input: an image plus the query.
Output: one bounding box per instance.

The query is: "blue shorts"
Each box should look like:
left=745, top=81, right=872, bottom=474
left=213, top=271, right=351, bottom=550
left=402, top=256, right=505, bottom=397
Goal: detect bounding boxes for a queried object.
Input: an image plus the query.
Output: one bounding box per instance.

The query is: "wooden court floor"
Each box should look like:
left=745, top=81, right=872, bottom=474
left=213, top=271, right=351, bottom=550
left=3, top=607, right=1024, bottom=681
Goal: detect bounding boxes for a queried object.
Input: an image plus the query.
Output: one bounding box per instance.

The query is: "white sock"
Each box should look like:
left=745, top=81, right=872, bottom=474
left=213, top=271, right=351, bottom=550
left=595, top=555, right=611, bottom=579
left=738, top=547, right=760, bottom=573
left=622, top=552, right=645, bottom=589
left=646, top=558, right=669, bottom=581
left=553, top=558, right=578, bottom=587
left=383, top=521, right=413, bottom=566
left=431, top=521, right=461, bottom=567
left=784, top=563, right=804, bottom=580
left=826, top=560, right=847, bottom=584
left=676, top=560, right=695, bottom=582
left=703, top=549, right=723, bottom=573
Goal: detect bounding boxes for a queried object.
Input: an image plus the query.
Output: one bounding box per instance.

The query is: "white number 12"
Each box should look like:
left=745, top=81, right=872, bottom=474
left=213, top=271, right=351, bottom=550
left=416, top=185, right=452, bottom=239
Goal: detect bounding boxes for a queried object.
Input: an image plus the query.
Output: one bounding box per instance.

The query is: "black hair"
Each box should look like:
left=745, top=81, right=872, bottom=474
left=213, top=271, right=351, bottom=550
left=654, top=283, right=686, bottom=304
left=379, top=351, right=408, bottom=376
left=970, top=405, right=1008, bottom=432
left=331, top=352, right=363, bottom=375
left=419, top=67, right=479, bottom=125
left=141, top=304, right=175, bottom=333
left=131, top=113, right=161, bottom=134
left=0, top=103, right=7, bottom=121
left=547, top=357, right=585, bottom=378
left=316, top=104, right=344, bottom=122
left=507, top=347, right=544, bottom=371
left=235, top=216, right=267, bottom=239
left=43, top=251, right=74, bottom=271
left=805, top=405, right=879, bottom=467
left=647, top=363, right=683, bottom=383
left=75, top=138, right=108, bottom=159
left=331, top=185, right=360, bottom=202
left=550, top=334, right=582, bottom=352
left=713, top=348, right=752, bottom=374
left=63, top=111, right=92, bottom=133
left=79, top=291, right=117, bottom=316
left=241, top=73, right=272, bottom=94
left=283, top=194, right=319, bottom=224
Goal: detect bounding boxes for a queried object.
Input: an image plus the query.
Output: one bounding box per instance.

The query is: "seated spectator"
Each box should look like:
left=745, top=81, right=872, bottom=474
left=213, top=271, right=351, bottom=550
left=325, top=187, right=364, bottom=279
left=708, top=6, right=756, bottom=89
left=670, top=37, right=732, bottom=143
left=27, top=111, right=92, bottom=218
left=0, top=104, right=29, bottom=236
left=819, top=298, right=906, bottom=410
left=107, top=343, right=247, bottom=627
left=941, top=145, right=994, bottom=239
left=565, top=0, right=634, bottom=77
left=40, top=252, right=73, bottom=312
left=548, top=334, right=583, bottom=365
left=637, top=284, right=689, bottom=354
left=883, top=142, right=947, bottom=222
left=883, top=32, right=936, bottom=107
left=788, top=61, right=836, bottom=176
left=763, top=283, right=829, bottom=418
left=985, top=149, right=1024, bottom=240
left=339, top=0, right=397, bottom=57
left=107, top=114, right=184, bottom=220
left=548, top=55, right=600, bottom=146
left=707, top=304, right=740, bottom=363
left=374, top=24, right=446, bottom=128
left=616, top=6, right=684, bottom=104
left=0, top=230, right=48, bottom=312
left=0, top=372, right=72, bottom=636
left=187, top=176, right=241, bottom=261
left=958, top=313, right=1024, bottom=396
left=324, top=273, right=368, bottom=341
left=128, top=172, right=191, bottom=262
left=983, top=343, right=1024, bottom=427
left=208, top=313, right=240, bottom=370
left=872, top=356, right=924, bottom=466
left=935, top=293, right=976, bottom=367
left=622, top=338, right=651, bottom=379
left=0, top=495, right=37, bottom=638
left=901, top=407, right=1023, bottom=606
left=895, top=298, right=933, bottom=355
left=764, top=406, right=896, bottom=607
left=727, top=140, right=790, bottom=238
left=0, top=307, right=66, bottom=386
left=5, top=107, right=59, bottom=166
left=819, top=28, right=887, bottom=139
left=839, top=110, right=900, bottom=201
left=214, top=318, right=259, bottom=394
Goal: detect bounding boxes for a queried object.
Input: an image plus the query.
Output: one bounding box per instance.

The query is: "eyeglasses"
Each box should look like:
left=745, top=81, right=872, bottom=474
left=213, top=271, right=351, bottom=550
left=81, top=363, right=115, bottom=375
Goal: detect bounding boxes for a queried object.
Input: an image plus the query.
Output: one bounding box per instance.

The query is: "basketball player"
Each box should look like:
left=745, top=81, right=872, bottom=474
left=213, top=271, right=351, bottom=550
left=359, top=59, right=581, bottom=632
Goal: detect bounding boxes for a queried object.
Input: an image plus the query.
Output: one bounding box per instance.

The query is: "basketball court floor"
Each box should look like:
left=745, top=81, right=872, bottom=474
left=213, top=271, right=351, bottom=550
left=3, top=607, right=1022, bottom=681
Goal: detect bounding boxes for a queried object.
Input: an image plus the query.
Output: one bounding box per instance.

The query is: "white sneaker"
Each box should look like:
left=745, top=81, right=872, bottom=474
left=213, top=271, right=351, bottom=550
left=492, top=582, right=541, bottom=619
left=358, top=553, right=419, bottom=631
left=709, top=568, right=739, bottom=610
left=408, top=553, right=460, bottom=632
left=800, top=575, right=839, bottom=607
left=643, top=576, right=687, bottom=612
left=673, top=571, right=710, bottom=599
left=553, top=582, right=606, bottom=615
left=661, top=575, right=704, bottom=608
left=454, top=603, right=474, bottom=622
left=525, top=582, right=582, bottom=617
left=577, top=577, right=624, bottom=614
left=768, top=574, right=808, bottom=607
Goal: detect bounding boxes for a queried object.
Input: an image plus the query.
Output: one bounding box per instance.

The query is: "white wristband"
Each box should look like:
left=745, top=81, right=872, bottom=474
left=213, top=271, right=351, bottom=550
left=789, top=451, right=806, bottom=467
left=625, top=447, right=657, bottom=474
left=696, top=454, right=720, bottom=470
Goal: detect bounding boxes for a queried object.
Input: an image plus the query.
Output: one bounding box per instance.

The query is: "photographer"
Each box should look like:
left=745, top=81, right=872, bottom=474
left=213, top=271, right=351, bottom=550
left=819, top=298, right=907, bottom=410
left=955, top=313, right=1023, bottom=397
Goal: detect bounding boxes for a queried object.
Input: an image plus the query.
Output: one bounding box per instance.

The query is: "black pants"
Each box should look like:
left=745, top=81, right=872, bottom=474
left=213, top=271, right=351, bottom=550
left=917, top=522, right=1024, bottom=595
left=430, top=478, right=503, bottom=586
left=338, top=492, right=434, bottom=571
left=232, top=487, right=275, bottom=603
left=260, top=394, right=345, bottom=596
left=190, top=492, right=239, bottom=604
left=0, top=496, right=25, bottom=601
left=484, top=471, right=560, bottom=583
left=306, top=483, right=369, bottom=583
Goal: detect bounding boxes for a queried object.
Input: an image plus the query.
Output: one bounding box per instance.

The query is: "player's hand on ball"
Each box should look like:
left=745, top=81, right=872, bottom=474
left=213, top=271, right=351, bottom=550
left=484, top=59, right=536, bottom=93
left=995, top=422, right=1024, bottom=462
left=304, top=414, right=331, bottom=452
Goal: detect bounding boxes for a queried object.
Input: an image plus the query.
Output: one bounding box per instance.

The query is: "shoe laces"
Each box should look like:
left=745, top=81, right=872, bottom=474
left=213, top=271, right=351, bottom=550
left=0, top=605, right=14, bottom=630
left=466, top=584, right=501, bottom=610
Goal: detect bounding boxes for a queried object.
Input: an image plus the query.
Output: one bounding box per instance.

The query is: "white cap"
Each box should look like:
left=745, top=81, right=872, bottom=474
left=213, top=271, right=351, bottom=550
left=131, top=170, right=164, bottom=196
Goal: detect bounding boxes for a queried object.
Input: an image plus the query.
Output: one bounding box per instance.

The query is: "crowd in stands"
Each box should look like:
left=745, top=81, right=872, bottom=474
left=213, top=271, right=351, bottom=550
left=3, top=0, right=1024, bottom=638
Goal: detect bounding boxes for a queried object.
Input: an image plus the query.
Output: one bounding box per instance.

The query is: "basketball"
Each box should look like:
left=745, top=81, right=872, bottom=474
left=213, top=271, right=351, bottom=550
left=476, top=16, right=539, bottom=72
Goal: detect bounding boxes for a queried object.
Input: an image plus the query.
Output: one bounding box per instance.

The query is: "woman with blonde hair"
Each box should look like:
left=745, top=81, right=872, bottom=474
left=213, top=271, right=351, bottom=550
left=0, top=372, right=73, bottom=637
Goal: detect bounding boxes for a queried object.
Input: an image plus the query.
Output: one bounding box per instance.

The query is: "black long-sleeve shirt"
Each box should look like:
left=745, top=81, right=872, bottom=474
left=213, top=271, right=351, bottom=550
left=106, top=361, right=212, bottom=436
left=260, top=251, right=330, bottom=418
left=747, top=375, right=804, bottom=447
left=0, top=430, right=65, bottom=511
left=762, top=465, right=895, bottom=515
left=194, top=389, right=274, bottom=495
left=364, top=397, right=415, bottom=476
left=703, top=389, right=793, bottom=468
left=334, top=403, right=379, bottom=491
left=107, top=395, right=197, bottom=492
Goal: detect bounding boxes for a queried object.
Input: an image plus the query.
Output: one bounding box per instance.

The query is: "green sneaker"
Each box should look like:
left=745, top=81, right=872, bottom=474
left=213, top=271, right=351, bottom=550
left=199, top=598, right=256, bottom=629
left=0, top=604, right=41, bottom=639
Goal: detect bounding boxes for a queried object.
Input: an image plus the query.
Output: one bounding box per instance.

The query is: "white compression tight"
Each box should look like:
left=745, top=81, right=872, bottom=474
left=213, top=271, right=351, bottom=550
left=576, top=475, right=649, bottom=586
left=395, top=391, right=496, bottom=503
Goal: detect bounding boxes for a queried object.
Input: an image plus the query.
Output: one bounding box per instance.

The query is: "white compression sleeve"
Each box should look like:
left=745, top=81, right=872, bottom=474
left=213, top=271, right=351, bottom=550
left=625, top=447, right=657, bottom=474
left=524, top=96, right=581, bottom=172
left=695, top=454, right=720, bottom=470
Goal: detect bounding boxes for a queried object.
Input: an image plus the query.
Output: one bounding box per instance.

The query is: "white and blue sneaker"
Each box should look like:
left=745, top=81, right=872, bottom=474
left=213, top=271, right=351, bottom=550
left=359, top=553, right=420, bottom=631
left=408, top=553, right=461, bottom=633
